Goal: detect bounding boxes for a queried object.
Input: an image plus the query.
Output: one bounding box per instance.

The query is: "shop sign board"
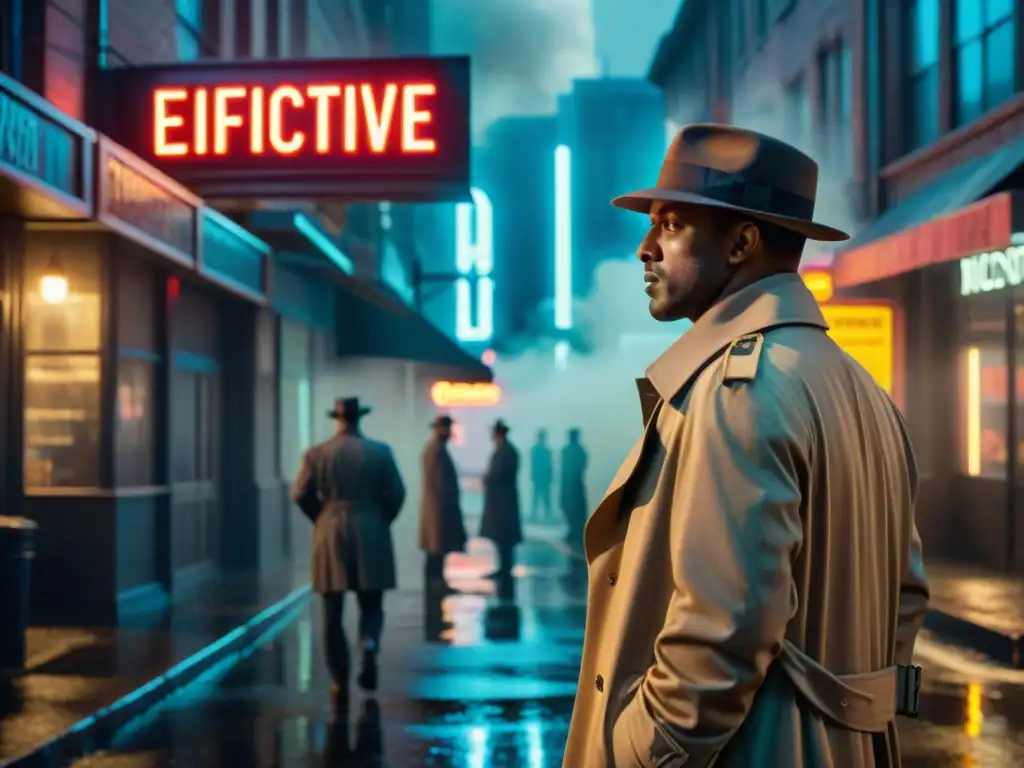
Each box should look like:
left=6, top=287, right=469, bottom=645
left=98, top=138, right=199, bottom=266
left=821, top=302, right=900, bottom=405
left=0, top=72, right=92, bottom=214
left=959, top=233, right=1024, bottom=296
left=92, top=57, right=471, bottom=201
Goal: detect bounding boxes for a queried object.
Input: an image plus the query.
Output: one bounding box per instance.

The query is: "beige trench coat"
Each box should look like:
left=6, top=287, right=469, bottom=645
left=563, top=274, right=930, bottom=768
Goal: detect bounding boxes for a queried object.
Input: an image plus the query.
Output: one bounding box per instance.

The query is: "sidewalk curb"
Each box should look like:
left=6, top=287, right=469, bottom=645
left=923, top=609, right=1024, bottom=669
left=0, top=584, right=311, bottom=768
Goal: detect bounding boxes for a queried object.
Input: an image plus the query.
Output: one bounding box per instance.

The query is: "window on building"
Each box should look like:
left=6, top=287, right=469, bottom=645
left=959, top=292, right=1009, bottom=479
left=177, top=0, right=203, bottom=60
left=116, top=356, right=158, bottom=487
left=904, top=0, right=940, bottom=151
left=734, top=0, right=748, bottom=65
left=785, top=75, right=810, bottom=146
left=23, top=248, right=102, bottom=489
left=954, top=0, right=1015, bottom=126
left=756, top=0, right=770, bottom=42
left=817, top=39, right=853, bottom=167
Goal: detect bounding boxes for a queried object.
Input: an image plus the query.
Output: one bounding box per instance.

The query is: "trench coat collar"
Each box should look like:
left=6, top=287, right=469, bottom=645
left=645, top=272, right=829, bottom=402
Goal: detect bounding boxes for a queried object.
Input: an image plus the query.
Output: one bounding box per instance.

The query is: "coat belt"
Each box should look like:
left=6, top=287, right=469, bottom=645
left=777, top=640, right=897, bottom=733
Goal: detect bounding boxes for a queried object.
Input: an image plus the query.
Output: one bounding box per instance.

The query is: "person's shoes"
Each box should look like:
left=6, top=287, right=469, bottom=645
left=356, top=647, right=378, bottom=692
left=330, top=683, right=349, bottom=716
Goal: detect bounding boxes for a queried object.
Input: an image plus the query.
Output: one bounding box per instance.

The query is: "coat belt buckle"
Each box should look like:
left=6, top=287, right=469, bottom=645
left=895, top=664, right=922, bottom=718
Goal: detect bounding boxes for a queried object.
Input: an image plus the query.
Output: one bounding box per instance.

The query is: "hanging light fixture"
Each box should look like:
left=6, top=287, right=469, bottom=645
left=40, top=253, right=69, bottom=305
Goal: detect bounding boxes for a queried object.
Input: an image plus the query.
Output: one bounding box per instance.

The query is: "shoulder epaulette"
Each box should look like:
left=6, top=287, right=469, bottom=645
left=721, top=332, right=764, bottom=384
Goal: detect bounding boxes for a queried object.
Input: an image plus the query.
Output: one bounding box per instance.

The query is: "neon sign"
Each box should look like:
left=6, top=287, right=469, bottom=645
left=960, top=234, right=1024, bottom=296
left=554, top=145, right=573, bottom=330
left=153, top=83, right=437, bottom=159
left=93, top=57, right=471, bottom=201
left=430, top=381, right=502, bottom=407
left=455, top=187, right=494, bottom=341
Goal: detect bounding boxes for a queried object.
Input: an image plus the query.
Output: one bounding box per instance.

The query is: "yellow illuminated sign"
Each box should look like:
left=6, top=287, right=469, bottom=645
left=430, top=381, right=501, bottom=407
left=801, top=269, right=834, bottom=303
left=821, top=303, right=895, bottom=395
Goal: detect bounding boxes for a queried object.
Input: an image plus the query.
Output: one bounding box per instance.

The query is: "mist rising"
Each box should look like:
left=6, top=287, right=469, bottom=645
left=431, top=0, right=598, bottom=141
left=485, top=88, right=858, bottom=511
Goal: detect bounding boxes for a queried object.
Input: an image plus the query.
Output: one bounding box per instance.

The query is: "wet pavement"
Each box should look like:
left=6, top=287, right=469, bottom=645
left=56, top=534, right=1024, bottom=767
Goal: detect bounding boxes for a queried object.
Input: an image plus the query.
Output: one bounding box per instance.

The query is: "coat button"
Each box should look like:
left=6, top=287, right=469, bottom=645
left=840, top=698, right=848, bottom=707
left=595, top=674, right=605, bottom=693
left=607, top=573, right=617, bottom=586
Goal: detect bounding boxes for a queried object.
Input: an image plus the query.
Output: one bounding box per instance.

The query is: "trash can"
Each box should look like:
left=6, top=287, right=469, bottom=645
left=0, top=516, right=36, bottom=673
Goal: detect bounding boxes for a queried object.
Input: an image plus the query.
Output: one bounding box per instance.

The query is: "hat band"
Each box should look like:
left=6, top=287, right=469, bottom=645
left=699, top=179, right=815, bottom=221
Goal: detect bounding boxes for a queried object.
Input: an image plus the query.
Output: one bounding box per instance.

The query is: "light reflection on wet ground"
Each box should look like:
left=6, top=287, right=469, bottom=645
left=71, top=539, right=1024, bottom=767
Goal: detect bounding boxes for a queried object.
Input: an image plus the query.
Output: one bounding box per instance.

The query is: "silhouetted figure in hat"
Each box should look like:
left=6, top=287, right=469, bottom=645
left=419, top=415, right=467, bottom=589
left=291, top=397, right=405, bottom=716
left=530, top=428, right=554, bottom=523
left=480, top=419, right=522, bottom=578
left=560, top=428, right=588, bottom=550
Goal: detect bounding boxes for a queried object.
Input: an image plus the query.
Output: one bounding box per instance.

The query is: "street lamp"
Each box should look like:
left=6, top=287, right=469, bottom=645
left=39, top=254, right=68, bottom=305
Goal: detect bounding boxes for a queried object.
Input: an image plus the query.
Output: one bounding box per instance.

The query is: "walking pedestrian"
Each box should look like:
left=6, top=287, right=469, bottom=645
left=529, top=429, right=553, bottom=522
left=563, top=124, right=928, bottom=767
left=559, top=428, right=588, bottom=550
left=291, top=397, right=406, bottom=716
left=419, top=415, right=467, bottom=589
left=479, top=419, right=522, bottom=578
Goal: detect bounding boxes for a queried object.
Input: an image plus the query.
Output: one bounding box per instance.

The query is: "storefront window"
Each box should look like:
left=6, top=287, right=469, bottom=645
left=959, top=294, right=1009, bottom=479
left=23, top=250, right=102, bottom=489
left=24, top=355, right=101, bottom=487
left=279, top=319, right=313, bottom=479
left=115, top=356, right=157, bottom=487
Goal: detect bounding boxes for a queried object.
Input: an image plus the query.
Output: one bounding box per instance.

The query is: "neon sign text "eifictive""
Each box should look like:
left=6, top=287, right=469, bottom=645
left=960, top=234, right=1024, bottom=296
left=153, top=82, right=437, bottom=158
left=455, top=187, right=494, bottom=342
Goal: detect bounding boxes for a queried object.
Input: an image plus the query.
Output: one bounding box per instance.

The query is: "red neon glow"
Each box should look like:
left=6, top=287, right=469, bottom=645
left=153, top=82, right=439, bottom=159
left=166, top=276, right=181, bottom=301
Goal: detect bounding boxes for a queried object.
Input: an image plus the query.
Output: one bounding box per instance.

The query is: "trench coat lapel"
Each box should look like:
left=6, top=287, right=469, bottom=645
left=584, top=274, right=829, bottom=561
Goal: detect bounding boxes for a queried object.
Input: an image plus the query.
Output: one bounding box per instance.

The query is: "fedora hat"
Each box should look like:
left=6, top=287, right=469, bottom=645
left=431, top=414, right=455, bottom=428
left=327, top=397, right=372, bottom=421
left=492, top=419, right=510, bottom=434
left=612, top=123, right=849, bottom=242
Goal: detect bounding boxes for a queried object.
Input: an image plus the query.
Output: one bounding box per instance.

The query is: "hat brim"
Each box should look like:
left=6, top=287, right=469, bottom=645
left=328, top=406, right=372, bottom=419
left=610, top=188, right=850, bottom=242
left=430, top=418, right=456, bottom=427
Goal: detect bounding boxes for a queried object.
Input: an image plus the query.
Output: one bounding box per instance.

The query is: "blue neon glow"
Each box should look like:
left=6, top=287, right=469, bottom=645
left=554, top=145, right=572, bottom=330
left=455, top=187, right=494, bottom=341
left=293, top=213, right=354, bottom=275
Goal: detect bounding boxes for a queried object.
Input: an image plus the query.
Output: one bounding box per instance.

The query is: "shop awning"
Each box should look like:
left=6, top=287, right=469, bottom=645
left=333, top=275, right=493, bottom=382
left=833, top=137, right=1024, bottom=287
left=250, top=208, right=491, bottom=382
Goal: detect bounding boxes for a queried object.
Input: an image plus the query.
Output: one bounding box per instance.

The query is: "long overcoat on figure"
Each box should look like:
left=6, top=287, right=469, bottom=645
left=419, top=435, right=467, bottom=555
left=291, top=431, right=406, bottom=593
left=562, top=274, right=930, bottom=768
left=559, top=441, right=588, bottom=545
left=479, top=440, right=522, bottom=549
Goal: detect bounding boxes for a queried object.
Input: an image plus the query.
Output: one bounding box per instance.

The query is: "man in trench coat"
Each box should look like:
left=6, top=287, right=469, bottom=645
left=480, top=419, right=522, bottom=578
left=560, top=427, right=588, bottom=551
left=291, top=397, right=405, bottom=714
left=562, top=124, right=929, bottom=768
left=419, top=414, right=467, bottom=587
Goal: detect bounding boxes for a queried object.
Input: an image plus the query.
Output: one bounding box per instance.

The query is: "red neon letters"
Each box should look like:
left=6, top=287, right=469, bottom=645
left=153, top=82, right=438, bottom=158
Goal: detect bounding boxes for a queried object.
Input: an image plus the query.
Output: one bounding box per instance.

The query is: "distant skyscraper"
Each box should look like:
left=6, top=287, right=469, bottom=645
left=558, top=77, right=665, bottom=299
left=477, top=116, right=559, bottom=344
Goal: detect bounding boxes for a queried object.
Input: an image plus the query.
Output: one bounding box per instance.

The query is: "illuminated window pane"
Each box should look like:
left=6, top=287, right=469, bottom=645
left=959, top=296, right=1008, bottom=480
left=116, top=357, right=157, bottom=487
left=24, top=354, right=101, bottom=488
left=24, top=253, right=101, bottom=353
left=956, top=40, right=985, bottom=125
